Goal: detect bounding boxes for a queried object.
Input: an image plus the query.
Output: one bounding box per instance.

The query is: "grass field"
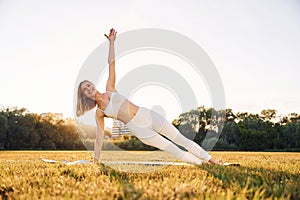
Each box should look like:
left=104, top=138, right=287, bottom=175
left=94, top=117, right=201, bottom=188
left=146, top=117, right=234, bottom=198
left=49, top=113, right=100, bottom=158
left=1, top=151, right=299, bottom=199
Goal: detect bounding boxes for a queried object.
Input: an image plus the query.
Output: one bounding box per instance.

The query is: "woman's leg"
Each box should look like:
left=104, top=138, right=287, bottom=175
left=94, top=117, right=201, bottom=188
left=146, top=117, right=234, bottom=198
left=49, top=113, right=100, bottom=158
left=126, top=107, right=206, bottom=164
left=150, top=110, right=212, bottom=161
left=138, top=130, right=203, bottom=165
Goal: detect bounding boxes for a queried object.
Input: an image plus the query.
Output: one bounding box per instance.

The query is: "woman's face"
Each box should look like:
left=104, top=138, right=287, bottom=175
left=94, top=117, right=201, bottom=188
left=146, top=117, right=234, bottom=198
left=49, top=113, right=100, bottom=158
left=81, top=81, right=97, bottom=99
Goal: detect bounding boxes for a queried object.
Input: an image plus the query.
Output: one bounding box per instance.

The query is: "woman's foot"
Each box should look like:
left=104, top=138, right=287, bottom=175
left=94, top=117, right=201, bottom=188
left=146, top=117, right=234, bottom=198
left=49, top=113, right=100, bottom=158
left=208, top=157, right=223, bottom=165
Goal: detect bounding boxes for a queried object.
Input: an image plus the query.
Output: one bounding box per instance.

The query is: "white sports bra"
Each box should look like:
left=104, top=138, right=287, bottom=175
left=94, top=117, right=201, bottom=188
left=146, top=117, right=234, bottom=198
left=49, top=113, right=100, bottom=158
left=97, top=92, right=127, bottom=118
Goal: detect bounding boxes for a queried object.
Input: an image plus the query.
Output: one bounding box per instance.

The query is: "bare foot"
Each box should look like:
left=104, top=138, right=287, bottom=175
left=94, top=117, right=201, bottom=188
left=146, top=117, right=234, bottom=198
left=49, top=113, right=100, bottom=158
left=208, top=158, right=223, bottom=165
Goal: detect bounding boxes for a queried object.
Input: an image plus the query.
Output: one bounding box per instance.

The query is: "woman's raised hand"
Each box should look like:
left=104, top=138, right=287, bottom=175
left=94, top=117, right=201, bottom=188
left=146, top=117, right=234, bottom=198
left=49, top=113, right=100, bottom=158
left=104, top=28, right=117, bottom=42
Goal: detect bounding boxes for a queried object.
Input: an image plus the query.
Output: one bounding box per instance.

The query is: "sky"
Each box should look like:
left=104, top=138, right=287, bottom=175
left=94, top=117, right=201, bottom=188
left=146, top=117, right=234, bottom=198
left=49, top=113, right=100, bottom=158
left=0, top=0, right=300, bottom=126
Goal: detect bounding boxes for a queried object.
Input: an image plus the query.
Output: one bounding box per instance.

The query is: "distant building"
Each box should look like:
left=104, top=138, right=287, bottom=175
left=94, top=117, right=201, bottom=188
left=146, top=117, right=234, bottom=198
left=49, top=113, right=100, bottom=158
left=111, top=119, right=131, bottom=138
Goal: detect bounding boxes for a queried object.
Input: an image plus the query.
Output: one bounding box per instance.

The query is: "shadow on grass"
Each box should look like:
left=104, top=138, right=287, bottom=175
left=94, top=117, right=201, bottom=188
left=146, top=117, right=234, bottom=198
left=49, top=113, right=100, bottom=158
left=200, top=164, right=300, bottom=200
left=97, top=163, right=143, bottom=200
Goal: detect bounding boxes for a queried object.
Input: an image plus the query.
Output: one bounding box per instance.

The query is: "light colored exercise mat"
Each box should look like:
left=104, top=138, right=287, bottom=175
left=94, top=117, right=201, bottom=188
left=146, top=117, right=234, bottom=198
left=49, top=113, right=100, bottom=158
left=223, top=162, right=241, bottom=166
left=102, top=161, right=191, bottom=166
left=40, top=158, right=190, bottom=166
left=41, top=158, right=239, bottom=166
left=41, top=158, right=92, bottom=165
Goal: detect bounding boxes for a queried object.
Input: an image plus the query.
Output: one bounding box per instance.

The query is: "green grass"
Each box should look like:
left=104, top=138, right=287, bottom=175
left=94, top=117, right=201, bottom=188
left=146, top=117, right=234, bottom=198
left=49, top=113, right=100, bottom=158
left=0, top=151, right=299, bottom=199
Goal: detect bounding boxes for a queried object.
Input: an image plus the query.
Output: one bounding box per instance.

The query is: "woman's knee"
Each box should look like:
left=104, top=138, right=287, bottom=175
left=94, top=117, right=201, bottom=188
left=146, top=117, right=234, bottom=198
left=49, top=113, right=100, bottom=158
left=139, top=134, right=171, bottom=150
left=150, top=110, right=168, bottom=132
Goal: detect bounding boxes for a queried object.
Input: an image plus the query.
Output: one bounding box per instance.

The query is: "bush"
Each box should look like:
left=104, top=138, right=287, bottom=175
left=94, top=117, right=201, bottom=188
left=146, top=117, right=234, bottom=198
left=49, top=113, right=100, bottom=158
left=40, top=140, right=56, bottom=150
left=108, top=136, right=157, bottom=151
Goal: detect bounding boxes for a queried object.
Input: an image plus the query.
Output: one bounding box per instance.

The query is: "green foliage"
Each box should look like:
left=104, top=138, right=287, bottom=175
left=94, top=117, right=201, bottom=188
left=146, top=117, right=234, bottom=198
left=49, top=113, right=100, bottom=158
left=0, top=106, right=299, bottom=151
left=283, top=122, right=300, bottom=149
left=0, top=114, right=8, bottom=149
left=110, top=135, right=157, bottom=151
left=173, top=107, right=300, bottom=151
left=0, top=107, right=85, bottom=150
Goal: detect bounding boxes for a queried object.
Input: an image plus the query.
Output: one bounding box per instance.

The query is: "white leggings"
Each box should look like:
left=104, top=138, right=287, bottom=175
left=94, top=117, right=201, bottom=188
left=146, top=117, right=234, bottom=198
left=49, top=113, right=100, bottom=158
left=126, top=107, right=211, bottom=165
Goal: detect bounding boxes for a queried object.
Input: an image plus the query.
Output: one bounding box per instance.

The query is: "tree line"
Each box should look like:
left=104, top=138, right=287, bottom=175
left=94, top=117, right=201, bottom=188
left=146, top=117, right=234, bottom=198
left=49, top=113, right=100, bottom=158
left=172, top=107, right=300, bottom=151
left=0, top=106, right=299, bottom=151
left=0, top=108, right=84, bottom=150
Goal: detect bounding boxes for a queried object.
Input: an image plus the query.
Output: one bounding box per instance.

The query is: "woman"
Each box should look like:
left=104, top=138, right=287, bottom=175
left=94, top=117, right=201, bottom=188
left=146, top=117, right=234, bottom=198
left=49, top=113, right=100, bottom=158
left=77, top=28, right=222, bottom=165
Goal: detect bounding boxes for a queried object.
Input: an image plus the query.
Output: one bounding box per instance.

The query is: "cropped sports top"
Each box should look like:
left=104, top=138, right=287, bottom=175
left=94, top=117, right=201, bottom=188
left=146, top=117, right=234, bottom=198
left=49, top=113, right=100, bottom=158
left=97, top=92, right=127, bottom=118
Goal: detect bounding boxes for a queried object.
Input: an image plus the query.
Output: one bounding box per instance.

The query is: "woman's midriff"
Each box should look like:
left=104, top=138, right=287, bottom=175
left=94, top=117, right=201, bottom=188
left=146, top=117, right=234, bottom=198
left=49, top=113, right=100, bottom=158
left=116, top=100, right=139, bottom=124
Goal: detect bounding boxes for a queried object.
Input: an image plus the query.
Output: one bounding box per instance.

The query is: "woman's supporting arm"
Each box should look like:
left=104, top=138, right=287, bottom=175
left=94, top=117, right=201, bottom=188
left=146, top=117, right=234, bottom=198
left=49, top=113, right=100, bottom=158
left=94, top=111, right=105, bottom=163
left=105, top=28, right=117, bottom=92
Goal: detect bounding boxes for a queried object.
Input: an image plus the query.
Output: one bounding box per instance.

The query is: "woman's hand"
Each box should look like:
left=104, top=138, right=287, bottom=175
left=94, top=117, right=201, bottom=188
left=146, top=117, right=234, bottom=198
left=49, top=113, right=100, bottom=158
left=104, top=28, right=117, bottom=42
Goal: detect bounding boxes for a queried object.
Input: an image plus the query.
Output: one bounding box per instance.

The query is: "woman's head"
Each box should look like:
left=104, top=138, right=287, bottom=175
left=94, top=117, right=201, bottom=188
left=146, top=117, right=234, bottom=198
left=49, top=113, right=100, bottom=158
left=76, top=80, right=97, bottom=117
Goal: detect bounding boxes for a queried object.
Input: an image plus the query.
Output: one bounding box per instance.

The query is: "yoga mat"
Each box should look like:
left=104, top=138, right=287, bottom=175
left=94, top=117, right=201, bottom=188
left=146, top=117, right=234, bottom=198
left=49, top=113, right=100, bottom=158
left=41, top=158, right=239, bottom=166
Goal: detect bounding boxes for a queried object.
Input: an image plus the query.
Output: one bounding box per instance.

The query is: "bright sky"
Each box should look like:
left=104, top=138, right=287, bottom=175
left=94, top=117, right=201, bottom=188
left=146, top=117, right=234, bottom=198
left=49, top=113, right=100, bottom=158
left=1, top=0, right=300, bottom=126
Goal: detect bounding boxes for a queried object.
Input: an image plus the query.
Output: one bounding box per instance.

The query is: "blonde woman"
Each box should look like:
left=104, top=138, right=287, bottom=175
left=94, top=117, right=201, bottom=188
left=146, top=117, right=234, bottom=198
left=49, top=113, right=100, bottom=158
left=77, top=28, right=222, bottom=165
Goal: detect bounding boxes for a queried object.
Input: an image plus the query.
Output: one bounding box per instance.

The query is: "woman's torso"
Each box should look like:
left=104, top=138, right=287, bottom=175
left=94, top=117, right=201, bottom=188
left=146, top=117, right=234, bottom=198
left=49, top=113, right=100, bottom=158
left=97, top=91, right=139, bottom=124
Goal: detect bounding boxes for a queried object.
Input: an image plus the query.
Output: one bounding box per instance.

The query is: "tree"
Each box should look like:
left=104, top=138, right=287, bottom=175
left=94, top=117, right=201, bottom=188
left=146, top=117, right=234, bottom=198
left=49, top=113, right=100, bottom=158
left=236, top=112, right=249, bottom=122
left=261, top=109, right=277, bottom=122
left=18, top=113, right=40, bottom=148
left=283, top=122, right=300, bottom=149
left=0, top=114, right=8, bottom=149
left=225, top=109, right=236, bottom=122
left=219, top=121, right=239, bottom=149
left=36, top=118, right=57, bottom=149
left=4, top=107, right=40, bottom=149
left=288, top=113, right=300, bottom=123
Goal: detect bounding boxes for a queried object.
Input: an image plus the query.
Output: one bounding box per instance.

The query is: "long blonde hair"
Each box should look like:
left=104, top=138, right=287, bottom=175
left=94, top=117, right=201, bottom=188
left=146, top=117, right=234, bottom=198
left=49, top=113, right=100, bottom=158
left=76, top=80, right=96, bottom=117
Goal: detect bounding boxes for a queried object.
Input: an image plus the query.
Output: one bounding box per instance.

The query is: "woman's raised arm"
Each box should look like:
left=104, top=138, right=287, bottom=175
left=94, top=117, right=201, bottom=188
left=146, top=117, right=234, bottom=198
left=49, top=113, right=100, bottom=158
left=104, top=28, right=117, bottom=92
